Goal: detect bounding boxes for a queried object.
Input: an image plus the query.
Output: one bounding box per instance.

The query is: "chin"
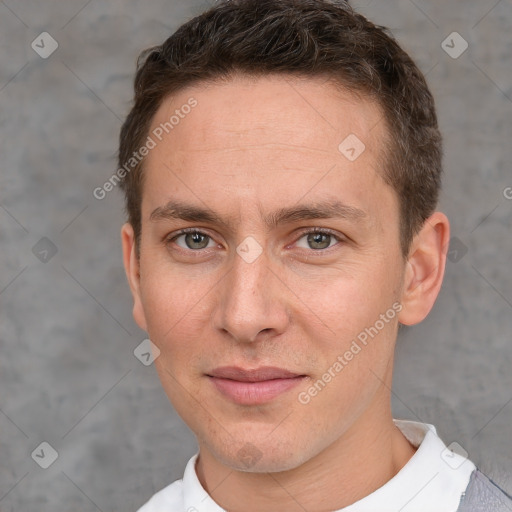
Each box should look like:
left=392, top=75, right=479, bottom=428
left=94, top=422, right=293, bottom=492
left=212, top=436, right=313, bottom=474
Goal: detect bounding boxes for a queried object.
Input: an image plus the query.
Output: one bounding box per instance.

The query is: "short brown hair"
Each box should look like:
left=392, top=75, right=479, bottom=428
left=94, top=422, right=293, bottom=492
left=118, top=0, right=442, bottom=257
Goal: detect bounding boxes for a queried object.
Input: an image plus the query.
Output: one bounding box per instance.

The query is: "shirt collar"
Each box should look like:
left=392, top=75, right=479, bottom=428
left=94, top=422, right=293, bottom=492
left=183, top=419, right=476, bottom=512
left=340, top=420, right=475, bottom=511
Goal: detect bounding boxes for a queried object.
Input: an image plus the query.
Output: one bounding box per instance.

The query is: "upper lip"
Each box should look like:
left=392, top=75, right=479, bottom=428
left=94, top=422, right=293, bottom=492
left=207, top=366, right=304, bottom=382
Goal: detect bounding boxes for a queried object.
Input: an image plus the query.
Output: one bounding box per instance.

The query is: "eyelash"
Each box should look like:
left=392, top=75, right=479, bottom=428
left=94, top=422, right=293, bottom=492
left=164, top=227, right=344, bottom=254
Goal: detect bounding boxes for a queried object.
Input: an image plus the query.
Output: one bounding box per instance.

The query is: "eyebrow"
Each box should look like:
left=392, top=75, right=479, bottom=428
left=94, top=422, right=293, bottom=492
left=149, top=198, right=367, bottom=230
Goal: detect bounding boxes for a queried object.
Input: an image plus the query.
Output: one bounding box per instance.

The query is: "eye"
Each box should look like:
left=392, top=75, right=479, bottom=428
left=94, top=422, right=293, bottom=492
left=165, top=227, right=343, bottom=254
left=168, top=229, right=216, bottom=251
left=295, top=228, right=342, bottom=251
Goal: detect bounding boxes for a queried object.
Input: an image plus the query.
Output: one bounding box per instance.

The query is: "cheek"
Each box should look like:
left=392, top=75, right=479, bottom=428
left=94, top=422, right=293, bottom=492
left=140, top=270, right=209, bottom=416
left=291, top=260, right=401, bottom=396
left=140, top=250, right=204, bottom=324
left=139, top=265, right=213, bottom=369
left=298, top=280, right=399, bottom=423
left=293, top=263, right=396, bottom=337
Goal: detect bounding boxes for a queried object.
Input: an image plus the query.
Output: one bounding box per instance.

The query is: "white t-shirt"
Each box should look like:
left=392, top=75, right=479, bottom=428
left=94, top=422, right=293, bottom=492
left=137, top=419, right=476, bottom=512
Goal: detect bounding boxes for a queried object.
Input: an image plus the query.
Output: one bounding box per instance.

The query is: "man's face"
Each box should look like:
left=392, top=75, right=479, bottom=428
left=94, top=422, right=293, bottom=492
left=127, top=74, right=408, bottom=472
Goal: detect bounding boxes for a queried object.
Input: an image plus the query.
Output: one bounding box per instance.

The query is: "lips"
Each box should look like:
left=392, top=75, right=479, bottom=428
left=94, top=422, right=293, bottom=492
left=208, top=366, right=302, bottom=382
left=207, top=366, right=306, bottom=405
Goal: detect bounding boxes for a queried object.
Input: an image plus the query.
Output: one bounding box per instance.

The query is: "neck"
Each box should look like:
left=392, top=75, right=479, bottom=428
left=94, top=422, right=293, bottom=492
left=195, top=405, right=417, bottom=512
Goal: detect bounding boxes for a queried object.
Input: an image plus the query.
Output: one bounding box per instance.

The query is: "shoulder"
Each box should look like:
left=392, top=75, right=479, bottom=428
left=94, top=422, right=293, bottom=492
left=457, top=468, right=512, bottom=512
left=136, top=479, right=184, bottom=512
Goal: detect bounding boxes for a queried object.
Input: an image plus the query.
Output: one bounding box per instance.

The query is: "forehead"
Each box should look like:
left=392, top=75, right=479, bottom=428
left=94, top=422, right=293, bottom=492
left=150, top=73, right=386, bottom=154
left=142, top=74, right=394, bottom=226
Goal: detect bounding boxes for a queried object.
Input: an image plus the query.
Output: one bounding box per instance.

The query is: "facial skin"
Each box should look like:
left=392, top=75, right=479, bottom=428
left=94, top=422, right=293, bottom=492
left=122, top=74, right=450, bottom=511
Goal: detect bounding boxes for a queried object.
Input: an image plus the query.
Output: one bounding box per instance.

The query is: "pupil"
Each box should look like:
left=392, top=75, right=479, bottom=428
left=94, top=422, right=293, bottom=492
left=309, top=233, right=330, bottom=249
left=187, top=232, right=207, bottom=249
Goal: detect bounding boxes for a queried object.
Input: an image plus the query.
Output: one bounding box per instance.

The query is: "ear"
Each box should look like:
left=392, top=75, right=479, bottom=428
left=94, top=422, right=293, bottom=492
left=398, top=212, right=450, bottom=326
left=121, top=222, right=148, bottom=331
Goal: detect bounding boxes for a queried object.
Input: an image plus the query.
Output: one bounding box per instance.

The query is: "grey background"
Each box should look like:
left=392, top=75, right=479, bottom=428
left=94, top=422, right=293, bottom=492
left=0, top=0, right=511, bottom=510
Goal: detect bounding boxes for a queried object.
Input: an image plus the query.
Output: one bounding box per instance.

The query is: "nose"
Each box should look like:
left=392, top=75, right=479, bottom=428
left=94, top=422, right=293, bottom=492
left=212, top=242, right=290, bottom=344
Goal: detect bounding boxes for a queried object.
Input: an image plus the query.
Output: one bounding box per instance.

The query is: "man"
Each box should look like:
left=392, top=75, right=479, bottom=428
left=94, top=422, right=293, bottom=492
left=118, top=0, right=512, bottom=510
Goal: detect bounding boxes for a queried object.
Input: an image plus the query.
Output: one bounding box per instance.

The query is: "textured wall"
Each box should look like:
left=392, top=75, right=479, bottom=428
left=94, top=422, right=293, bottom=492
left=0, top=0, right=510, bottom=510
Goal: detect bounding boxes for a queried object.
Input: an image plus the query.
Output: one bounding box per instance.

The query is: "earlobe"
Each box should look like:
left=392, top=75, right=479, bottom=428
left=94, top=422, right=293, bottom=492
left=121, top=223, right=148, bottom=331
left=398, top=212, right=450, bottom=326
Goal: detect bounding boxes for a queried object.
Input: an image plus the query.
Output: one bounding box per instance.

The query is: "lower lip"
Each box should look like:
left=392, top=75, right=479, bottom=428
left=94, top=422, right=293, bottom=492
left=208, top=376, right=305, bottom=405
